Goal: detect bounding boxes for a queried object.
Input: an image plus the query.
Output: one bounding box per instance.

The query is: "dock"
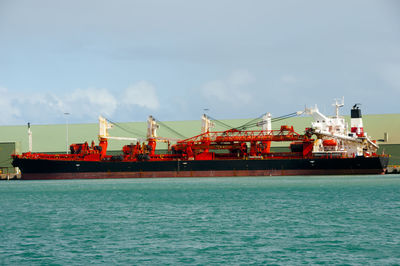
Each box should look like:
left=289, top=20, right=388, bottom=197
left=0, top=173, right=21, bottom=180
left=386, top=166, right=400, bottom=174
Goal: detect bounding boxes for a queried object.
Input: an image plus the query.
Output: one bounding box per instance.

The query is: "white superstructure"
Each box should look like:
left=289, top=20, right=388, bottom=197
left=305, top=99, right=378, bottom=157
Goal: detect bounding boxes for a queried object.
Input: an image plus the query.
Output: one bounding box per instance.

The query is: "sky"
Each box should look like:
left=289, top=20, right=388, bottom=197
left=0, top=0, right=399, bottom=125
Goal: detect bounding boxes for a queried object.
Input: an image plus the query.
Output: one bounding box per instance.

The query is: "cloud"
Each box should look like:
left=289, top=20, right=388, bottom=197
left=0, top=87, right=21, bottom=124
left=123, top=81, right=160, bottom=110
left=201, top=70, right=255, bottom=105
left=0, top=88, right=62, bottom=124
left=0, top=87, right=119, bottom=125
left=67, top=88, right=118, bottom=118
left=0, top=81, right=162, bottom=125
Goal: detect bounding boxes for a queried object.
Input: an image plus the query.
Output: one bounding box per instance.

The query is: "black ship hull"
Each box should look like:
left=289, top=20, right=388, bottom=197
left=13, top=156, right=389, bottom=180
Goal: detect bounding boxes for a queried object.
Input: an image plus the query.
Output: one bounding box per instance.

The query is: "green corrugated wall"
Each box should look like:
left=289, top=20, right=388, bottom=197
left=0, top=142, right=20, bottom=173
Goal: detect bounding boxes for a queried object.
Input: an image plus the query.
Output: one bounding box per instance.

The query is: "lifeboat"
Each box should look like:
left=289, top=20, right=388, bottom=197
left=323, top=139, right=337, bottom=146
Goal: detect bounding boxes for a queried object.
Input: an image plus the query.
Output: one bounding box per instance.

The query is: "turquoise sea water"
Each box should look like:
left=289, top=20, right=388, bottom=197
left=1, top=175, right=400, bottom=265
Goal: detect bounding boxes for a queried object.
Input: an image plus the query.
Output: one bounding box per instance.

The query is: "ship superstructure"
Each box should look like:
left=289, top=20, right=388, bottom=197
left=305, top=99, right=378, bottom=158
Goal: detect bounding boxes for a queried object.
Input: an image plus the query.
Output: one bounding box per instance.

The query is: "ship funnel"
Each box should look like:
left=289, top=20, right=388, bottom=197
left=350, top=104, right=364, bottom=137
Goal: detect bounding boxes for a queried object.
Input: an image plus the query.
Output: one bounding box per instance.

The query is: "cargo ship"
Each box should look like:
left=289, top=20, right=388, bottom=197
left=12, top=100, right=389, bottom=179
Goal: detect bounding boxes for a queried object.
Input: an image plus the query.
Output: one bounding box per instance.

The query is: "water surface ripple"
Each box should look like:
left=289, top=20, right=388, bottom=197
left=1, top=175, right=400, bottom=264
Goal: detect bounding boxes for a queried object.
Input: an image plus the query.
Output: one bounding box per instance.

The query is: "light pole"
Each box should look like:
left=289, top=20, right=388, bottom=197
left=64, top=112, right=70, bottom=154
left=28, top=122, right=32, bottom=152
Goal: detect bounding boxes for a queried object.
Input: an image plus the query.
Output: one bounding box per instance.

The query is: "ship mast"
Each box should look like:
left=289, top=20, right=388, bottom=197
left=334, top=97, right=344, bottom=118
left=261, top=113, right=272, bottom=132
left=147, top=115, right=159, bottom=139
left=201, top=114, right=215, bottom=134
